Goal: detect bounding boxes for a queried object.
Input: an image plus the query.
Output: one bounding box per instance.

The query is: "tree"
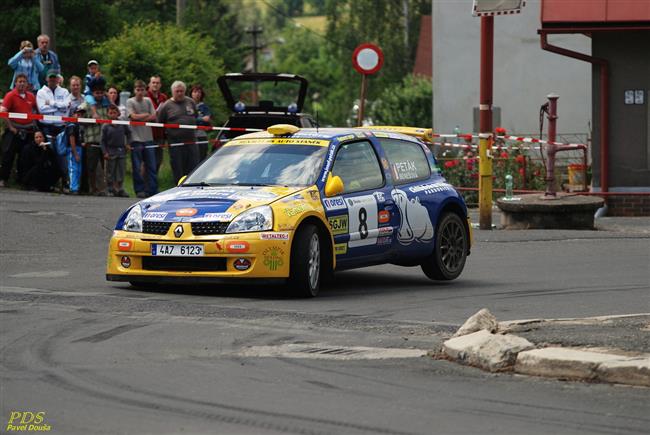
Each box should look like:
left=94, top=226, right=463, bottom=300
left=93, top=23, right=228, bottom=122
left=370, top=75, right=432, bottom=127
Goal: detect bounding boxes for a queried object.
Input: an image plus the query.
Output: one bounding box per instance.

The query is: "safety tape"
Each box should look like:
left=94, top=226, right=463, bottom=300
left=430, top=132, right=587, bottom=148
left=434, top=141, right=543, bottom=152
left=0, top=111, right=262, bottom=133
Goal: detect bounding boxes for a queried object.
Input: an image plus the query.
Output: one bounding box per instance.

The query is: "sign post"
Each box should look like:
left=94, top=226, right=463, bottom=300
left=473, top=0, right=525, bottom=230
left=352, top=43, right=384, bottom=127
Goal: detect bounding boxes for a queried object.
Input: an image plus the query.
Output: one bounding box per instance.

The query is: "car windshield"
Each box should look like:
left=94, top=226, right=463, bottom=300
left=185, top=144, right=328, bottom=187
left=228, top=79, right=302, bottom=110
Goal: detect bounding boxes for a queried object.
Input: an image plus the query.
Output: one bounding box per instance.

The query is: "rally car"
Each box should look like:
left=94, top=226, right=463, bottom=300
left=106, top=125, right=472, bottom=297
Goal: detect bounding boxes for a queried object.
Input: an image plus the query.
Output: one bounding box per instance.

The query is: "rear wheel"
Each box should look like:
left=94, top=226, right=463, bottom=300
left=288, top=224, right=321, bottom=297
left=421, top=212, right=468, bottom=280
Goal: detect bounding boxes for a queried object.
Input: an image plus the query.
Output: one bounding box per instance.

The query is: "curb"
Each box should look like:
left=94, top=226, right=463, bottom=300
left=439, top=309, right=650, bottom=387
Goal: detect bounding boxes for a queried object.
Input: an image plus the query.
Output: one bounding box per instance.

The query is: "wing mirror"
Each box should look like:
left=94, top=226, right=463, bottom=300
left=324, top=172, right=344, bottom=197
left=177, top=175, right=187, bottom=186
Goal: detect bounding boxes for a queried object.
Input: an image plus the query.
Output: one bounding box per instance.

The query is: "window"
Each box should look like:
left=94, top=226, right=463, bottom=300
left=380, top=139, right=431, bottom=184
left=331, top=141, right=383, bottom=193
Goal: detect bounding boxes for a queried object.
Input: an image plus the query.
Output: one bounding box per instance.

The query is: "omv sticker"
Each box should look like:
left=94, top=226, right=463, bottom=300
left=323, top=196, right=347, bottom=211
left=143, top=212, right=167, bottom=221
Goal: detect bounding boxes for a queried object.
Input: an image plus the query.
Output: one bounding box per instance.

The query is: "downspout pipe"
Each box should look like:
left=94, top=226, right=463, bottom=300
left=540, top=31, right=609, bottom=195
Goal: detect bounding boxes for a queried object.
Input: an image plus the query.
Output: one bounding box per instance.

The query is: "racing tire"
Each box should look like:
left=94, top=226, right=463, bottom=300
left=421, top=212, right=468, bottom=281
left=288, top=224, right=321, bottom=297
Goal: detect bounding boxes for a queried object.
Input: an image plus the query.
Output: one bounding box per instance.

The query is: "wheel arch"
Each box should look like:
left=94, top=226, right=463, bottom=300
left=292, top=213, right=335, bottom=272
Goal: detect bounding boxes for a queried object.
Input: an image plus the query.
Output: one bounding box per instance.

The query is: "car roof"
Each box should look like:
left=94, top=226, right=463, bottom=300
left=230, top=127, right=426, bottom=145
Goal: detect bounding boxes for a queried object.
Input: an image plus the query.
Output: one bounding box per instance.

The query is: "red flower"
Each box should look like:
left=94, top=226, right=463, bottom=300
left=534, top=169, right=541, bottom=176
left=444, top=160, right=457, bottom=168
left=519, top=168, right=525, bottom=176
left=515, top=155, right=525, bottom=164
left=495, top=127, right=507, bottom=135
left=500, top=151, right=509, bottom=159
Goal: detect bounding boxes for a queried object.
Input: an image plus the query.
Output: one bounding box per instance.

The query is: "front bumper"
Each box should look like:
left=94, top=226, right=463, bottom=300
left=106, top=226, right=292, bottom=281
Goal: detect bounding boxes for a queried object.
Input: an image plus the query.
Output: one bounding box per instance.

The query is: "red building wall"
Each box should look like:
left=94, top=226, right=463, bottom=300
left=542, top=0, right=650, bottom=23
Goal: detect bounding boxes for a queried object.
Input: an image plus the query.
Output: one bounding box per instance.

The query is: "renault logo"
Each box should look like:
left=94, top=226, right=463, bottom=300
left=174, top=225, right=184, bottom=238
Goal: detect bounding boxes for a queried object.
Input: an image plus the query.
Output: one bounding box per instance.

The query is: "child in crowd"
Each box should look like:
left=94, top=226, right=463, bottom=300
left=66, top=107, right=85, bottom=195
left=84, top=60, right=102, bottom=118
left=101, top=104, right=132, bottom=197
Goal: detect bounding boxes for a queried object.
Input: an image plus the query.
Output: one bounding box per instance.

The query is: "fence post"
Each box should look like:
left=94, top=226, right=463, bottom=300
left=478, top=133, right=493, bottom=229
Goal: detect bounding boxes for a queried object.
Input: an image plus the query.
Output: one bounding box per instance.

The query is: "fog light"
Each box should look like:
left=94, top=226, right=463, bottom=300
left=233, top=258, right=251, bottom=271
left=120, top=256, right=131, bottom=268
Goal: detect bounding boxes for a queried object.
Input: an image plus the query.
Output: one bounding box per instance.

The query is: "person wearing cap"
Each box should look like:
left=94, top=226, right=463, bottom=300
left=7, top=41, right=44, bottom=91
left=80, top=78, right=110, bottom=196
left=34, top=34, right=61, bottom=88
left=84, top=60, right=101, bottom=96
left=65, top=106, right=86, bottom=194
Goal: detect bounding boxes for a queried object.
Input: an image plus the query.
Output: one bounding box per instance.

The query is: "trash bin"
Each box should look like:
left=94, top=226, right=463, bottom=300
left=568, top=164, right=586, bottom=185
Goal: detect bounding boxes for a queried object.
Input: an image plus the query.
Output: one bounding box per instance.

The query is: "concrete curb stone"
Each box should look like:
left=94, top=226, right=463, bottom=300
left=443, top=329, right=534, bottom=372
left=596, top=358, right=650, bottom=387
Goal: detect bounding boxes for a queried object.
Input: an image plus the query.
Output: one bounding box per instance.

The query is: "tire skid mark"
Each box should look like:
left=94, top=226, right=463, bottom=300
left=26, top=318, right=415, bottom=435
left=73, top=323, right=149, bottom=343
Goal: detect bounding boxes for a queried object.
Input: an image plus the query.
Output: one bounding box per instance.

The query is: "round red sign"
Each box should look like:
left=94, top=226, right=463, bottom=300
left=352, top=43, right=384, bottom=75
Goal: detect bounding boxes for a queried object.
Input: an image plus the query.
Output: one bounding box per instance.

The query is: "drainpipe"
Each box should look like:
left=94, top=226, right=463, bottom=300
left=540, top=31, right=609, bottom=197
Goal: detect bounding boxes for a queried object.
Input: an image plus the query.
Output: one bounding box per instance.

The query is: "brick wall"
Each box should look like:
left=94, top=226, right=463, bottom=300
left=605, top=196, right=650, bottom=216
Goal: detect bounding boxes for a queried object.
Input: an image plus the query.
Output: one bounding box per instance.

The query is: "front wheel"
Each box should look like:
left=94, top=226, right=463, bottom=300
left=288, top=224, right=321, bottom=297
left=421, top=212, right=468, bottom=281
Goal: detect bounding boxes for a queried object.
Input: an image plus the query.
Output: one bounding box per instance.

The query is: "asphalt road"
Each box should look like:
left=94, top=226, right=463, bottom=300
left=1, top=189, right=649, bottom=434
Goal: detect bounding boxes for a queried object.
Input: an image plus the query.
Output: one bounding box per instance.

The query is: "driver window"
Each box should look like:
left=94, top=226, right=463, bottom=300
left=331, top=141, right=383, bottom=193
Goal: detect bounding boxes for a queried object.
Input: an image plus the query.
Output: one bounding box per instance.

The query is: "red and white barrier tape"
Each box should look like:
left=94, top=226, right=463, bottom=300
left=434, top=141, right=542, bottom=152
left=0, top=112, right=262, bottom=133
left=429, top=132, right=587, bottom=149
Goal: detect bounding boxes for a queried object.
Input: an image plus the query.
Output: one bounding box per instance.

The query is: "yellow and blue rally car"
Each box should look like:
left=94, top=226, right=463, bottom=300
left=107, top=125, right=472, bottom=297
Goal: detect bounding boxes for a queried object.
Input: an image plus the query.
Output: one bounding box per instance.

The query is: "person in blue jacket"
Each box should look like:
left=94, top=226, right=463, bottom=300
left=8, top=41, right=44, bottom=92
left=34, top=34, right=61, bottom=88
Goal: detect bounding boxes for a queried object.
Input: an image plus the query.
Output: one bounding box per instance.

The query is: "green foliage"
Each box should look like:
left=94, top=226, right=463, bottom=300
left=371, top=75, right=432, bottom=127
left=92, top=22, right=228, bottom=122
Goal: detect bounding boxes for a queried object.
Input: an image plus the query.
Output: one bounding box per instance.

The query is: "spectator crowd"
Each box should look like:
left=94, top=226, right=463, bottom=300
left=1, top=35, right=213, bottom=197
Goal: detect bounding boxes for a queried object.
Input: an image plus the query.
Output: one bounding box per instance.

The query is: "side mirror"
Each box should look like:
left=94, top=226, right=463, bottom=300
left=177, top=175, right=187, bottom=186
left=324, top=172, right=344, bottom=197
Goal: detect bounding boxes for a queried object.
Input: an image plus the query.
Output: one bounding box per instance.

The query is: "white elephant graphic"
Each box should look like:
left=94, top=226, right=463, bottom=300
left=391, top=188, right=434, bottom=245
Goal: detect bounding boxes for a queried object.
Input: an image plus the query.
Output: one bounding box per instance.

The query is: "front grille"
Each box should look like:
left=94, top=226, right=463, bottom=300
left=191, top=222, right=230, bottom=235
left=142, top=256, right=227, bottom=272
left=143, top=221, right=172, bottom=235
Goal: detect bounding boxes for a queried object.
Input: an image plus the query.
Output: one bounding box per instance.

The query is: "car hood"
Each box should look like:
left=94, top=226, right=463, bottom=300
left=139, top=185, right=306, bottom=222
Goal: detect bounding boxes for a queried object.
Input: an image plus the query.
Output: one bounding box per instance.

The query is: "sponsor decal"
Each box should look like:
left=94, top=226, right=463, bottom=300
left=233, top=258, right=251, bottom=271
left=373, top=191, right=385, bottom=202
left=215, top=241, right=223, bottom=252
left=381, top=158, right=390, bottom=170
left=337, top=134, right=356, bottom=142
left=175, top=208, right=197, bottom=217
left=392, top=160, right=419, bottom=181
left=117, top=239, right=133, bottom=251
left=334, top=243, right=348, bottom=255
left=308, top=190, right=319, bottom=201
left=378, top=226, right=394, bottom=236
left=328, top=215, right=349, bottom=235
left=408, top=182, right=454, bottom=195
left=143, top=212, right=167, bottom=221
left=323, top=196, right=346, bottom=211
left=227, top=241, right=250, bottom=253
left=5, top=411, right=51, bottom=432
left=391, top=188, right=434, bottom=245
left=203, top=212, right=232, bottom=222
left=320, top=145, right=337, bottom=182
left=376, top=236, right=392, bottom=246
left=120, top=256, right=131, bottom=268
left=346, top=195, right=379, bottom=248
left=262, top=246, right=285, bottom=271
left=260, top=232, right=290, bottom=240
left=230, top=138, right=329, bottom=146
left=283, top=204, right=307, bottom=217
left=378, top=210, right=390, bottom=224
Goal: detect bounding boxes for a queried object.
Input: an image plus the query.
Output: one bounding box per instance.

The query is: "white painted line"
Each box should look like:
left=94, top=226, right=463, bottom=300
left=234, top=343, right=427, bottom=360
left=9, top=270, right=70, bottom=278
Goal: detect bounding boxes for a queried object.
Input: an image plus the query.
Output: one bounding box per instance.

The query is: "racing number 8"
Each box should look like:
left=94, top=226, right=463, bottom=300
left=358, top=208, right=368, bottom=239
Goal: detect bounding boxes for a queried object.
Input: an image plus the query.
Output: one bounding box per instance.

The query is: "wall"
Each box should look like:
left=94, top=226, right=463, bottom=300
left=432, top=0, right=592, bottom=136
left=591, top=31, right=650, bottom=189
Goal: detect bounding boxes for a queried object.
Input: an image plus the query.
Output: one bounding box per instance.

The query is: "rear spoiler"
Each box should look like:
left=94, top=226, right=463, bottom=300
left=356, top=126, right=434, bottom=143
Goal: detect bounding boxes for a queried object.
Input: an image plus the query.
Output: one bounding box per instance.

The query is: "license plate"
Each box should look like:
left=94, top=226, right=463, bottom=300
left=151, top=244, right=204, bottom=256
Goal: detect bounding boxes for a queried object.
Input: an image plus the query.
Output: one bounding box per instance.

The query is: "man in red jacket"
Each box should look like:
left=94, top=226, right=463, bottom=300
left=147, top=75, right=167, bottom=171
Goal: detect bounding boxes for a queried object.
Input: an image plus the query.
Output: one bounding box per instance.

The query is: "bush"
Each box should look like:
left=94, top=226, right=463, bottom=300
left=370, top=75, right=432, bottom=127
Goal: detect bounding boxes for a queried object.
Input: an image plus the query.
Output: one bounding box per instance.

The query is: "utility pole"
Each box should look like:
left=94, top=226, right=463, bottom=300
left=40, top=0, right=56, bottom=50
left=176, top=0, right=186, bottom=27
left=246, top=25, right=263, bottom=73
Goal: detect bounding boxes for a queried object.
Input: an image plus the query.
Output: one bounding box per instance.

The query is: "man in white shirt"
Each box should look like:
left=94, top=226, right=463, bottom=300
left=37, top=71, right=70, bottom=139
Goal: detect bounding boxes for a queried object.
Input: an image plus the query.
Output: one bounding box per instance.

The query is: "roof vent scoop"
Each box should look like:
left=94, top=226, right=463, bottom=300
left=268, top=124, right=300, bottom=136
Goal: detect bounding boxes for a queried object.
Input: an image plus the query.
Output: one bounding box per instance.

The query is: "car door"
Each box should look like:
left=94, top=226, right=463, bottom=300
left=378, top=137, right=436, bottom=260
left=324, top=139, right=393, bottom=266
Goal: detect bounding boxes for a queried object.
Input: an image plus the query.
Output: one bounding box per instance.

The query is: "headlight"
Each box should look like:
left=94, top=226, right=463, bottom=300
left=123, top=205, right=143, bottom=232
left=226, top=205, right=272, bottom=233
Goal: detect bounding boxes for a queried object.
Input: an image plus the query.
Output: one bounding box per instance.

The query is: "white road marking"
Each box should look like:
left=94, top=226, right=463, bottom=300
left=9, top=270, right=70, bottom=278
left=234, top=343, right=427, bottom=360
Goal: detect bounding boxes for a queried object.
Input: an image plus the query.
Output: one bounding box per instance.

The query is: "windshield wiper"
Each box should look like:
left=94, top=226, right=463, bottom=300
left=238, top=183, right=289, bottom=187
left=183, top=182, right=214, bottom=187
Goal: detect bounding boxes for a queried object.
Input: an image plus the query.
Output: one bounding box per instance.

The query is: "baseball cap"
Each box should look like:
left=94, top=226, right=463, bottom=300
left=47, top=72, right=58, bottom=78
left=87, top=60, right=99, bottom=66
